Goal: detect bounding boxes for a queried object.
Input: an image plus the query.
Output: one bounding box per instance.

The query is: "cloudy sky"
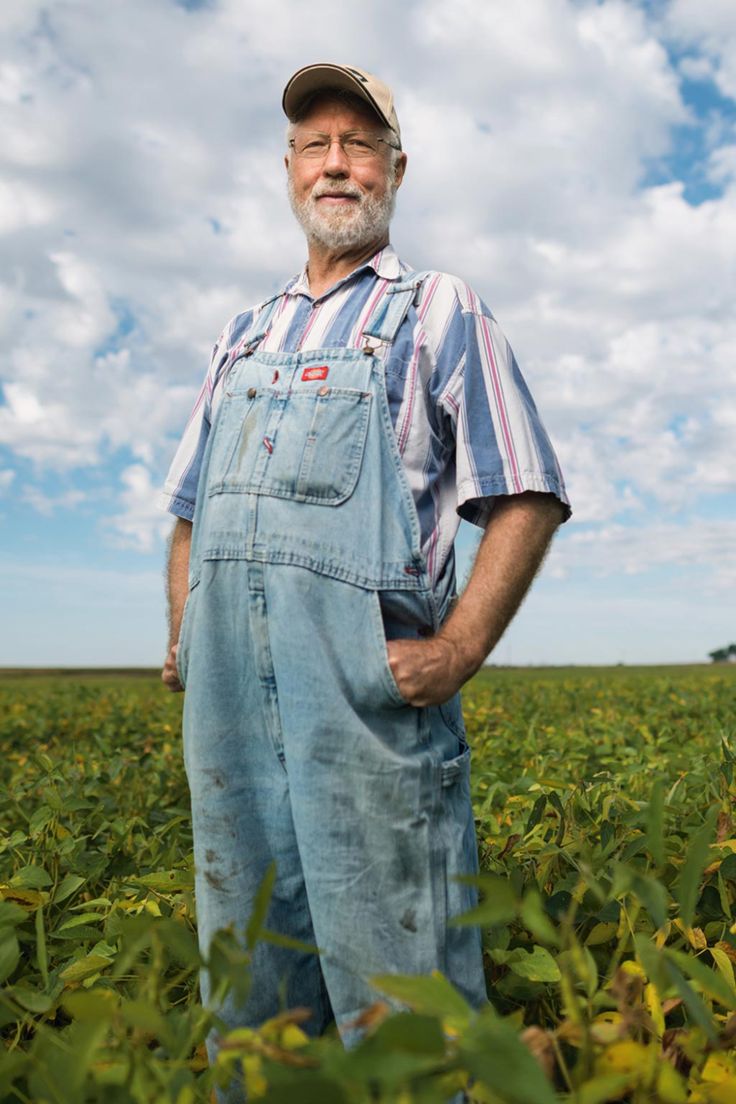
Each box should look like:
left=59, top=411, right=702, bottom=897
left=1, top=0, right=734, bottom=667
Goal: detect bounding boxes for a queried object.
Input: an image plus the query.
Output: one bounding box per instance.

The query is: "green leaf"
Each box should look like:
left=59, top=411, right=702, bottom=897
left=369, top=970, right=472, bottom=1028
left=364, top=1011, right=446, bottom=1055
left=28, top=1017, right=110, bottom=1103
left=577, top=1074, right=633, bottom=1104
left=58, top=913, right=106, bottom=932
left=53, top=874, right=86, bottom=904
left=35, top=904, right=48, bottom=988
left=63, top=989, right=119, bottom=1022
left=449, top=873, right=517, bottom=927
left=118, top=998, right=166, bottom=1034
left=520, top=890, right=560, bottom=947
left=663, top=957, right=718, bottom=1043
left=69, top=896, right=110, bottom=911
left=0, top=1051, right=30, bottom=1095
left=524, top=794, right=546, bottom=836
left=676, top=807, right=718, bottom=929
left=0, top=926, right=20, bottom=984
left=646, top=779, right=665, bottom=868
left=492, top=945, right=560, bottom=983
left=245, top=861, right=276, bottom=950
left=5, top=985, right=54, bottom=1014
left=461, top=1011, right=557, bottom=1104
left=665, top=946, right=736, bottom=1010
left=260, top=928, right=321, bottom=955
left=342, top=1015, right=448, bottom=1087
left=0, top=901, right=26, bottom=929
left=10, top=864, right=52, bottom=889
left=260, top=1080, right=347, bottom=1104
left=710, top=946, right=736, bottom=996
left=155, top=918, right=201, bottom=967
left=59, top=953, right=114, bottom=982
left=29, top=806, right=55, bottom=837
left=131, top=869, right=194, bottom=892
left=631, top=872, right=669, bottom=929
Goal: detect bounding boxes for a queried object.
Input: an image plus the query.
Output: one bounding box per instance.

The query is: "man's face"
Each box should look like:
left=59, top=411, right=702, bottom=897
left=285, top=96, right=407, bottom=251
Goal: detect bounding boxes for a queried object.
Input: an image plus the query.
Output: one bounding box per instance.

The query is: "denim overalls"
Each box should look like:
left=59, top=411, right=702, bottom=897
left=177, top=273, right=489, bottom=1096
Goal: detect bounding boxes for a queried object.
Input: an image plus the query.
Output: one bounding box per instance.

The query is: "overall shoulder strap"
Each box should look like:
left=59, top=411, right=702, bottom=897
left=238, top=292, right=284, bottom=354
left=361, top=271, right=430, bottom=347
left=217, top=292, right=285, bottom=387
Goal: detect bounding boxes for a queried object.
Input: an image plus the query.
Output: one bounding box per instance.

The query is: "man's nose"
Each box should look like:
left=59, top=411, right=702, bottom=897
left=321, top=137, right=351, bottom=175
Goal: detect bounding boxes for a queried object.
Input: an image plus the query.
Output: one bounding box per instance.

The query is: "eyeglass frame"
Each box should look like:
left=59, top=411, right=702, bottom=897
left=287, top=129, right=402, bottom=161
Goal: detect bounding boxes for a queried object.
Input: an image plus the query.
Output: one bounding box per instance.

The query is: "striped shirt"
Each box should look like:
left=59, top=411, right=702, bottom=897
left=159, top=245, right=570, bottom=593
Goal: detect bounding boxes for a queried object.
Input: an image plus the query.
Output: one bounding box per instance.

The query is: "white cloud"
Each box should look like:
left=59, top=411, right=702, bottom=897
left=549, top=517, right=736, bottom=592
left=106, top=463, right=173, bottom=552
left=666, top=0, right=736, bottom=101
left=21, top=485, right=86, bottom=516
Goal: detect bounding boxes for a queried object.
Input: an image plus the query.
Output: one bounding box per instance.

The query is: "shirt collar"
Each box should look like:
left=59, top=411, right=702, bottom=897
left=284, top=244, right=405, bottom=300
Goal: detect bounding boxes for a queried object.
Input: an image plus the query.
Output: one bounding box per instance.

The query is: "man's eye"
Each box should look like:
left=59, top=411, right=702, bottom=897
left=345, top=138, right=374, bottom=151
left=303, top=139, right=327, bottom=151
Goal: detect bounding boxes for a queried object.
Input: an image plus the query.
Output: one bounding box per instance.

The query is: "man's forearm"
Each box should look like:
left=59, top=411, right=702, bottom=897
left=438, top=491, right=565, bottom=677
left=166, top=517, right=193, bottom=650
left=386, top=491, right=565, bottom=706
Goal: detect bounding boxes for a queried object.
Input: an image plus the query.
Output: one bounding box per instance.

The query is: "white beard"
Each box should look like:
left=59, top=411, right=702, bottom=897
left=287, top=173, right=397, bottom=250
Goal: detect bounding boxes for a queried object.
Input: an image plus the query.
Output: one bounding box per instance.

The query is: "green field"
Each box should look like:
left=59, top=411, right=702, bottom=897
left=2, top=665, right=736, bottom=1103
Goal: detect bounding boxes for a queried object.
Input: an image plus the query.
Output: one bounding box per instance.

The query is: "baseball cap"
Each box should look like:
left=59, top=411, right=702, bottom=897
left=282, top=63, right=402, bottom=147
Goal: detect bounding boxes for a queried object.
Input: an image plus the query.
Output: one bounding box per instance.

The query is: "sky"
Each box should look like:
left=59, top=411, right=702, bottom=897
left=1, top=0, right=734, bottom=667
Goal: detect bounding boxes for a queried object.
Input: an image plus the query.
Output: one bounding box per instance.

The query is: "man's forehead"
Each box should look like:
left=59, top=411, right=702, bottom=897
left=293, top=93, right=384, bottom=131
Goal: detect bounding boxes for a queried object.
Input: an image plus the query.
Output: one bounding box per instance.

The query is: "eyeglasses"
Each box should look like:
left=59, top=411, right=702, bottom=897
left=288, top=130, right=400, bottom=161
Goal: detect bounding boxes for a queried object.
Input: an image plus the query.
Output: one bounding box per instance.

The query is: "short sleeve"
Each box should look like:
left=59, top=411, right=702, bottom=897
left=157, top=333, right=230, bottom=520
left=439, top=297, right=571, bottom=527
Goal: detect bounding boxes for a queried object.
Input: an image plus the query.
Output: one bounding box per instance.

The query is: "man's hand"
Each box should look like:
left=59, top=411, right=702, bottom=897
left=386, top=635, right=473, bottom=707
left=161, top=642, right=183, bottom=693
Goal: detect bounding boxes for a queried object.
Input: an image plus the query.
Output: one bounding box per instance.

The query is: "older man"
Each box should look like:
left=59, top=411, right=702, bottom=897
left=160, top=61, right=570, bottom=1088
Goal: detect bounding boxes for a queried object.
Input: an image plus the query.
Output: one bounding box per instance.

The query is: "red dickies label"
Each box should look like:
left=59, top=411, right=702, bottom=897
left=301, top=365, right=329, bottom=381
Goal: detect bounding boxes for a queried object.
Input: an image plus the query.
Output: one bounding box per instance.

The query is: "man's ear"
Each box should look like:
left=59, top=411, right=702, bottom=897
left=394, top=152, right=408, bottom=189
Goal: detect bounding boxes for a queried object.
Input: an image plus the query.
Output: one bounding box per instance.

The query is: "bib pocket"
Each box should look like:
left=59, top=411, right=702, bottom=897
left=206, top=386, right=372, bottom=506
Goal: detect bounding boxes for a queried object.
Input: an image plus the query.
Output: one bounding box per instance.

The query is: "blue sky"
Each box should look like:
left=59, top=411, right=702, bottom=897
left=1, top=0, right=734, bottom=667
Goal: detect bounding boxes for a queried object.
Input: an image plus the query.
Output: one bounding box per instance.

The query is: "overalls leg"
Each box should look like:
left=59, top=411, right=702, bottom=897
left=181, top=560, right=334, bottom=1064
left=263, top=564, right=488, bottom=1047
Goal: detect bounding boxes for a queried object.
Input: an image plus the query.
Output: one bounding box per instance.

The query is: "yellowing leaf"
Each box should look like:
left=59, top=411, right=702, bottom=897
left=591, top=1012, right=623, bottom=1045
left=645, top=982, right=665, bottom=1037
left=673, top=919, right=708, bottom=950
left=711, top=947, right=736, bottom=995
left=241, top=1054, right=267, bottom=1098
left=585, top=922, right=618, bottom=947
left=701, top=1052, right=736, bottom=1085
left=595, top=1039, right=651, bottom=1080
left=655, top=1061, right=688, bottom=1104
left=0, top=885, right=43, bottom=909
left=280, top=1024, right=309, bottom=1049
left=620, top=960, right=647, bottom=980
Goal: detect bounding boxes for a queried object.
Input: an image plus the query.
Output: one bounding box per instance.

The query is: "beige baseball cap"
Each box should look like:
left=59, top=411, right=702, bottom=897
left=282, top=62, right=402, bottom=147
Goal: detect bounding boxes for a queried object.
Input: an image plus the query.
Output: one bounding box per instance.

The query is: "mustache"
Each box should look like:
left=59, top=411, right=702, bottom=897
left=310, top=183, right=363, bottom=200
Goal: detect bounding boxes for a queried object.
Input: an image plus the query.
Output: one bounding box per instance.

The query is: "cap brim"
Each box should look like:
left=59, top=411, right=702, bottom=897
left=283, top=63, right=393, bottom=134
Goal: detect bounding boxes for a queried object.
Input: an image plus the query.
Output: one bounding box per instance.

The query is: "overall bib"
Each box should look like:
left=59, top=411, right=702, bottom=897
left=177, top=274, right=489, bottom=1093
